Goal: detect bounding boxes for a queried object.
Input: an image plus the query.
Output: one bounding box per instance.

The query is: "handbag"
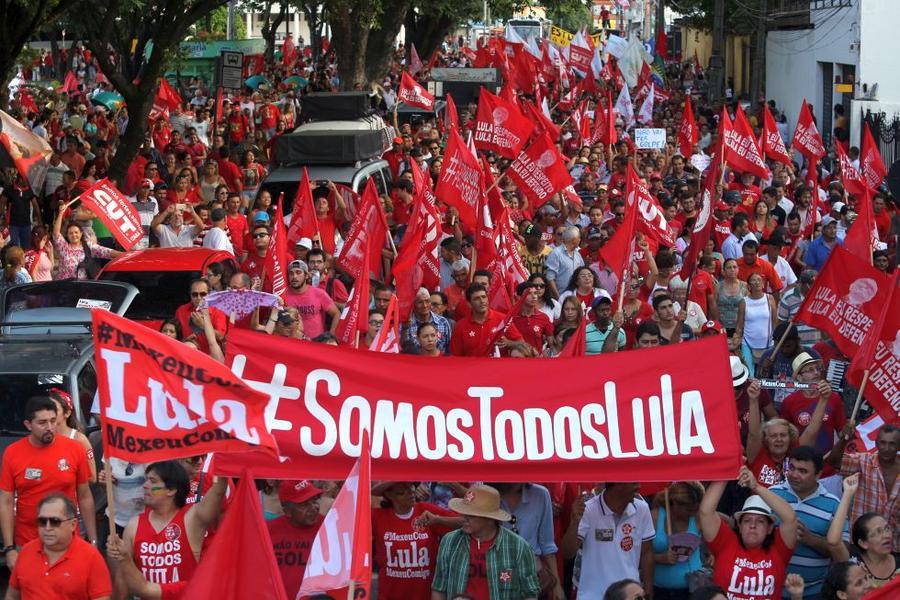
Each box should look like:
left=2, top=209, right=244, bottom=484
left=77, top=240, right=102, bottom=280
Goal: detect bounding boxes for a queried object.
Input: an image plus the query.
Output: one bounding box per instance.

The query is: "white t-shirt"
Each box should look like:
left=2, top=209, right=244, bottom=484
left=156, top=224, right=200, bottom=248
left=762, top=254, right=797, bottom=290
left=575, top=492, right=655, bottom=600
left=202, top=226, right=234, bottom=255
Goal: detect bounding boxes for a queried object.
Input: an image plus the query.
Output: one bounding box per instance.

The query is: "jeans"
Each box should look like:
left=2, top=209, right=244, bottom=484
left=9, top=224, right=32, bottom=248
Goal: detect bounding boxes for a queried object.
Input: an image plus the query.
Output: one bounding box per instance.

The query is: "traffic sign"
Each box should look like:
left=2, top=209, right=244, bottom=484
left=219, top=50, right=244, bottom=91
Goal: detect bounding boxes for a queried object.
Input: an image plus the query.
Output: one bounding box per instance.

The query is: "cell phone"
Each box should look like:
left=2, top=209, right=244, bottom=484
left=176, top=203, right=186, bottom=211
left=317, top=180, right=328, bottom=187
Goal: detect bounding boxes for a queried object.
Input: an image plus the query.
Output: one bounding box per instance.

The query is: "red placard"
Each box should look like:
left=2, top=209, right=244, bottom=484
left=218, top=331, right=744, bottom=482
left=74, top=178, right=143, bottom=250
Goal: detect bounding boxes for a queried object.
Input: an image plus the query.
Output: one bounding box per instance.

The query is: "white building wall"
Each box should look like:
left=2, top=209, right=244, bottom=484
left=850, top=0, right=900, bottom=148
left=765, top=2, right=858, bottom=143
left=243, top=4, right=314, bottom=48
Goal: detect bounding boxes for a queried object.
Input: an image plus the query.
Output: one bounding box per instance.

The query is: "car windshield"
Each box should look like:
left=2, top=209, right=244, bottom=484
left=101, top=271, right=197, bottom=320
left=2, top=280, right=131, bottom=318
left=0, top=374, right=69, bottom=435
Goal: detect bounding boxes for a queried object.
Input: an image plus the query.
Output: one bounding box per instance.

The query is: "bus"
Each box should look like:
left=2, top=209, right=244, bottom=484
left=506, top=18, right=551, bottom=42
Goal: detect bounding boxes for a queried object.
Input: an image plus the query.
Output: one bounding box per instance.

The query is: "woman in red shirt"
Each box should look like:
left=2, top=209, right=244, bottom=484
left=699, top=466, right=798, bottom=600
left=372, top=482, right=461, bottom=600
left=749, top=199, right=777, bottom=241
left=164, top=168, right=201, bottom=210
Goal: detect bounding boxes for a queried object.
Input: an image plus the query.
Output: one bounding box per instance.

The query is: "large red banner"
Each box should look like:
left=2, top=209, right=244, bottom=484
left=795, top=246, right=893, bottom=357
left=77, top=178, right=144, bottom=250
left=92, top=310, right=278, bottom=463
left=218, top=331, right=744, bottom=482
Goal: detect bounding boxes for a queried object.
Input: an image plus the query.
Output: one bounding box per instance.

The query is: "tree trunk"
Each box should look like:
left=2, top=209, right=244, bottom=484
left=330, top=8, right=369, bottom=90
left=49, top=26, right=61, bottom=80
left=364, top=0, right=410, bottom=84
left=408, top=13, right=454, bottom=64
left=107, top=86, right=156, bottom=183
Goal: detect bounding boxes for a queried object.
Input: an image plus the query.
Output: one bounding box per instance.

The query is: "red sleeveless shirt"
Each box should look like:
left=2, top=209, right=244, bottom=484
left=133, top=506, right=198, bottom=584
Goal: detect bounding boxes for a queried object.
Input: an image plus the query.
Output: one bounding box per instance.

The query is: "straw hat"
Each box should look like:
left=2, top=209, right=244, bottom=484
left=448, top=485, right=511, bottom=522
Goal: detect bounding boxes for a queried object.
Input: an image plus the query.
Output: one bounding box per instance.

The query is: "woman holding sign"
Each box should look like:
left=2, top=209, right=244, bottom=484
left=52, top=204, right=121, bottom=280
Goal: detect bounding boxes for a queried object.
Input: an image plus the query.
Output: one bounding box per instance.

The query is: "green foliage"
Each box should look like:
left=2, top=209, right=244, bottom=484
left=192, top=5, right=248, bottom=40
left=545, top=0, right=591, bottom=31
left=672, top=0, right=764, bottom=36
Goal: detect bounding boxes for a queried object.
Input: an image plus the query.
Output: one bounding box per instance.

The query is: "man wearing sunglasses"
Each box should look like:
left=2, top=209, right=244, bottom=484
left=7, top=493, right=111, bottom=599
left=174, top=278, right=227, bottom=355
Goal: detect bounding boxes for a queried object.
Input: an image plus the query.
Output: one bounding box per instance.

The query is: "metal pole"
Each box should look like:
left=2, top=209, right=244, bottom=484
left=226, top=0, right=235, bottom=41
left=750, top=0, right=768, bottom=105
left=708, top=0, right=725, bottom=103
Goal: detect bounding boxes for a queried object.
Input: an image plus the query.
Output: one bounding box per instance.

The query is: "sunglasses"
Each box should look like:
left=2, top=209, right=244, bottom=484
left=253, top=232, right=269, bottom=239
left=37, top=516, right=75, bottom=528
left=532, top=283, right=546, bottom=288
left=191, top=291, right=208, bottom=298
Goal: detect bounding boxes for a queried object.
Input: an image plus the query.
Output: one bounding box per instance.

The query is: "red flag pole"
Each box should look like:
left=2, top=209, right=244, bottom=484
left=849, top=370, right=870, bottom=422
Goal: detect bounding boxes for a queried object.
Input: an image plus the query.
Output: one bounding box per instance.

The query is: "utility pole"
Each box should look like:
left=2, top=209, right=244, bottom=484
left=750, top=0, right=768, bottom=106
left=708, top=0, right=725, bottom=103
left=226, top=0, right=235, bottom=40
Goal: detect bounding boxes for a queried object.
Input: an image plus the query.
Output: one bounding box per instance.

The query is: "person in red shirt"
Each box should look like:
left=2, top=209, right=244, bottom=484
left=383, top=137, right=405, bottom=179
left=8, top=493, right=111, bottom=600
left=311, top=182, right=348, bottom=255
left=257, top=99, right=281, bottom=137
left=224, top=192, right=248, bottom=258
left=449, top=284, right=527, bottom=357
left=512, top=282, right=553, bottom=354
left=305, top=248, right=349, bottom=307
left=266, top=480, right=324, bottom=599
left=241, top=221, right=270, bottom=285
left=779, top=353, right=846, bottom=455
left=174, top=279, right=228, bottom=355
left=728, top=171, right=762, bottom=214
left=0, top=396, right=96, bottom=562
left=737, top=240, right=784, bottom=301
left=163, top=130, right=188, bottom=157
left=699, top=466, right=798, bottom=600
left=214, top=146, right=244, bottom=196
left=872, top=192, right=892, bottom=240
left=226, top=106, right=249, bottom=147
left=372, top=481, right=460, bottom=599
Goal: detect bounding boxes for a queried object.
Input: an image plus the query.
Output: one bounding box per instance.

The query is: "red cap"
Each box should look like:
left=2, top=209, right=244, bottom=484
left=715, top=200, right=730, bottom=211
left=393, top=136, right=403, bottom=144
left=140, top=179, right=154, bottom=190
left=700, top=320, right=725, bottom=335
left=278, top=480, right=323, bottom=504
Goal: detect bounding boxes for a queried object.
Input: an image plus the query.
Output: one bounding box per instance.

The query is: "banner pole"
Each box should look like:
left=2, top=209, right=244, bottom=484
left=104, top=460, right=116, bottom=537
left=849, top=369, right=870, bottom=423
left=347, top=581, right=356, bottom=600
left=664, top=487, right=672, bottom=538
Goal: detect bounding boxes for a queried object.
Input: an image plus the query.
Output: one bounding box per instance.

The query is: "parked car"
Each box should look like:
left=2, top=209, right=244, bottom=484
left=98, top=247, right=238, bottom=329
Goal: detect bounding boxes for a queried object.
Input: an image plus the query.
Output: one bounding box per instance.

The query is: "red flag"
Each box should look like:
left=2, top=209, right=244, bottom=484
left=801, top=160, right=821, bottom=238
left=335, top=239, right=371, bottom=346
left=369, top=294, right=401, bottom=353
left=281, top=34, right=297, bottom=66
left=524, top=100, right=560, bottom=141
left=722, top=106, right=769, bottom=180
left=656, top=25, right=668, bottom=61
left=214, top=87, right=224, bottom=125
left=480, top=290, right=529, bottom=356
left=337, top=180, right=388, bottom=280
left=398, top=71, right=435, bottom=111
left=92, top=310, right=278, bottom=463
left=157, top=78, right=182, bottom=111
left=678, top=95, right=699, bottom=158
left=409, top=43, right=424, bottom=76
left=836, top=143, right=868, bottom=197
left=505, top=133, right=572, bottom=208
left=861, top=122, right=887, bottom=190
left=473, top=87, right=534, bottom=158
left=180, top=474, right=287, bottom=599
left=791, top=100, right=826, bottom=161
left=443, top=92, right=459, bottom=133
left=600, top=165, right=642, bottom=299
left=678, top=152, right=721, bottom=279
left=298, top=434, right=372, bottom=597
left=264, top=194, right=289, bottom=299
left=76, top=178, right=144, bottom=250
left=568, top=32, right=592, bottom=74
left=557, top=317, right=587, bottom=357
left=0, top=109, right=53, bottom=194
left=435, top=126, right=482, bottom=228
left=844, top=187, right=880, bottom=261
left=286, top=167, right=320, bottom=245
left=847, top=272, right=899, bottom=424
left=795, top=245, right=893, bottom=357
left=762, top=104, right=792, bottom=165
left=62, top=70, right=79, bottom=94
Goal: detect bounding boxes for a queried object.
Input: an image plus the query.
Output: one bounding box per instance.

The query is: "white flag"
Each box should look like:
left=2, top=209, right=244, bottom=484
left=638, top=84, right=655, bottom=125
left=615, top=85, right=635, bottom=129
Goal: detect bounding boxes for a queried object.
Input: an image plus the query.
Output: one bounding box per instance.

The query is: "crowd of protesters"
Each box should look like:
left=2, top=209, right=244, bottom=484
left=1, top=24, right=899, bottom=600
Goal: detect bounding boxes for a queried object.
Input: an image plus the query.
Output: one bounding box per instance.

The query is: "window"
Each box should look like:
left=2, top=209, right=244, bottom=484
left=76, top=362, right=97, bottom=427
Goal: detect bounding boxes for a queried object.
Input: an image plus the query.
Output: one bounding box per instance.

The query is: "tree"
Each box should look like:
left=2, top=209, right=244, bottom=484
left=0, top=0, right=73, bottom=100
left=72, top=0, right=227, bottom=182
left=244, top=0, right=290, bottom=66
left=193, top=5, right=248, bottom=40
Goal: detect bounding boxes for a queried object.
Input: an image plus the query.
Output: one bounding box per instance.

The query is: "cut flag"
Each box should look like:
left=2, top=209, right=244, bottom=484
left=286, top=167, right=320, bottom=245
left=762, top=104, right=792, bottom=165
left=678, top=95, right=698, bottom=158
left=335, top=239, right=371, bottom=347
left=264, top=194, right=289, bottom=299
left=336, top=180, right=388, bottom=280
left=722, top=106, right=769, bottom=180
left=180, top=473, right=287, bottom=599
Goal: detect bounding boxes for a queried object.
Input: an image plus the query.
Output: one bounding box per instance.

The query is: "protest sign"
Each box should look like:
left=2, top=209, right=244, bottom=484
left=550, top=26, right=575, bottom=47
left=76, top=178, right=144, bottom=250
left=634, top=128, right=667, bottom=149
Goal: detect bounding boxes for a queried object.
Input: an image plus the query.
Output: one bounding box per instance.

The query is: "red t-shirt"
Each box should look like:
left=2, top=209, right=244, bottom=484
left=241, top=253, right=267, bottom=281
left=449, top=310, right=524, bottom=357
left=512, top=311, right=554, bottom=352
left=226, top=213, right=249, bottom=256
left=373, top=503, right=455, bottom=599
left=749, top=446, right=791, bottom=488
left=133, top=505, right=197, bottom=584
left=712, top=218, right=732, bottom=252
left=267, top=515, right=323, bottom=600
left=728, top=183, right=762, bottom=213
left=709, top=517, right=794, bottom=600
left=174, top=303, right=228, bottom=354
left=216, top=158, right=244, bottom=193
left=689, top=269, right=716, bottom=315
left=463, top=534, right=494, bottom=600
left=259, top=103, right=281, bottom=130
left=227, top=113, right=249, bottom=142
left=780, top=391, right=846, bottom=454
left=622, top=301, right=655, bottom=347
left=0, top=436, right=91, bottom=546
left=10, top=536, right=112, bottom=599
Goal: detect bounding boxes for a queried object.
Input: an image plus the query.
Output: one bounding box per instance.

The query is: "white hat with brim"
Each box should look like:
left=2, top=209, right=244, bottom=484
left=791, top=352, right=822, bottom=378
left=731, top=355, right=749, bottom=387
left=448, top=485, right=511, bottom=522
left=734, top=494, right=775, bottom=522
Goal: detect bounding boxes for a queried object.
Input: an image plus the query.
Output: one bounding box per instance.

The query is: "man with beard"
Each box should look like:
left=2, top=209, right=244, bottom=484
left=267, top=481, right=325, bottom=599
left=283, top=260, right=340, bottom=340
left=0, top=396, right=96, bottom=568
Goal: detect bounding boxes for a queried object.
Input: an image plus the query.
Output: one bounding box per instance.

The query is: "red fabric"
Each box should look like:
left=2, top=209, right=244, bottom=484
left=847, top=272, right=899, bottom=424
left=791, top=100, right=826, bottom=161
left=722, top=106, right=769, bottom=180
left=336, top=180, right=388, bottom=280
left=512, top=310, right=553, bottom=352
left=844, top=188, right=879, bottom=261
left=133, top=506, right=197, bottom=584
left=444, top=92, right=459, bottom=133
left=219, top=331, right=744, bottom=482
left=709, top=517, right=793, bottom=599
left=76, top=178, right=144, bottom=250
left=473, top=88, right=533, bottom=159
left=182, top=475, right=288, bottom=599
left=505, top=133, right=571, bottom=208
left=762, top=105, right=792, bottom=165
left=92, top=310, right=278, bottom=463
left=267, top=515, right=322, bottom=599
left=781, top=391, right=847, bottom=452
left=435, top=126, right=482, bottom=228
left=678, top=95, right=699, bottom=158
left=372, top=503, right=454, bottom=599
left=795, top=246, right=892, bottom=357
left=0, top=436, right=91, bottom=546
left=335, top=240, right=371, bottom=345
left=9, top=537, right=111, bottom=598
left=599, top=165, right=641, bottom=301
left=286, top=168, right=320, bottom=245
left=558, top=317, right=587, bottom=357
left=227, top=112, right=250, bottom=143
left=860, top=123, right=888, bottom=190
left=863, top=573, right=900, bottom=598
left=463, top=535, right=494, bottom=600
left=398, top=72, right=435, bottom=111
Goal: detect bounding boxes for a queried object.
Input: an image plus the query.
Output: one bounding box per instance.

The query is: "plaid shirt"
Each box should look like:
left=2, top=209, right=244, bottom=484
left=404, top=311, right=452, bottom=354
left=432, top=526, right=540, bottom=599
left=840, top=452, right=900, bottom=550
